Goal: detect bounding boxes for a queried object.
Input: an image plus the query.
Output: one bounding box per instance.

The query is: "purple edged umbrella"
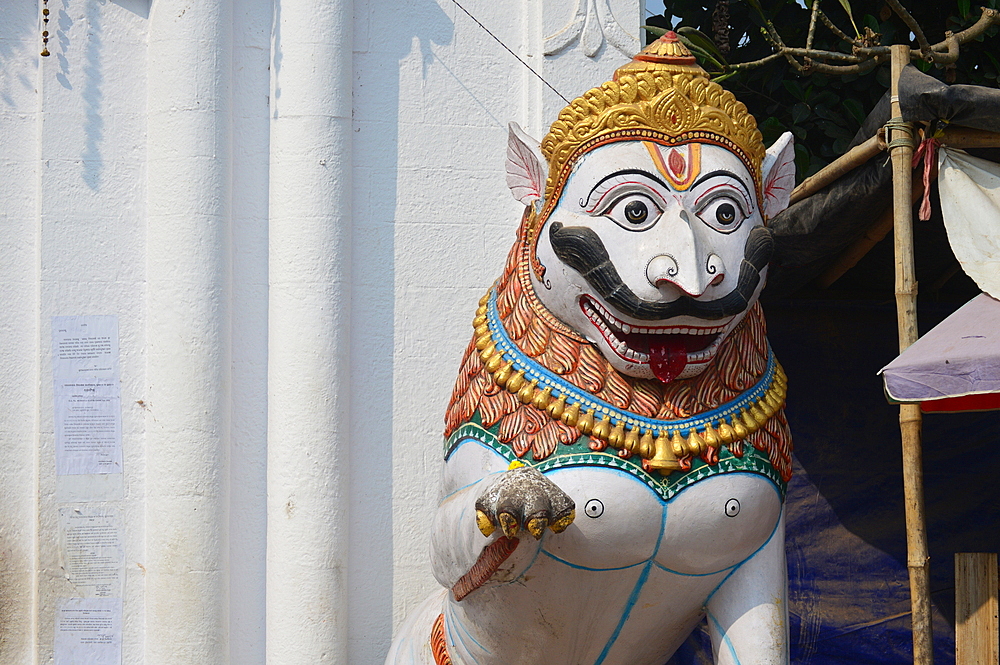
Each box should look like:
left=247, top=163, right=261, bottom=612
left=880, top=293, right=1000, bottom=413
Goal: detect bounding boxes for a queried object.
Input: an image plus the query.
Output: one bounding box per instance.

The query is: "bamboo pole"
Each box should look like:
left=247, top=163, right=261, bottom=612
left=789, top=135, right=884, bottom=204
left=789, top=103, right=1000, bottom=210
left=889, top=43, right=934, bottom=665
left=939, top=126, right=1000, bottom=149
left=955, top=553, right=999, bottom=665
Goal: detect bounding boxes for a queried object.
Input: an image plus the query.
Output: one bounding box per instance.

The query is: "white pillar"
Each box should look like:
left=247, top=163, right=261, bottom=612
left=266, top=1, right=353, bottom=663
left=0, top=5, right=42, bottom=662
left=146, top=0, right=231, bottom=662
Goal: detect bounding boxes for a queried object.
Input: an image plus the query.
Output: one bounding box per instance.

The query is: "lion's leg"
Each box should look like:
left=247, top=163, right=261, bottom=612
left=704, top=506, right=789, bottom=665
left=384, top=589, right=449, bottom=665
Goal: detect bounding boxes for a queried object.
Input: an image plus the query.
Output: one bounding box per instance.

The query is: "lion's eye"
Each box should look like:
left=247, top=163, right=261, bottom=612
left=625, top=200, right=648, bottom=224
left=716, top=202, right=736, bottom=225
left=603, top=193, right=662, bottom=231
left=696, top=195, right=748, bottom=233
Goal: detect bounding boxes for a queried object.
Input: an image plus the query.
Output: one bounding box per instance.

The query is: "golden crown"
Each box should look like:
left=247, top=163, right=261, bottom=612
left=538, top=33, right=766, bottom=215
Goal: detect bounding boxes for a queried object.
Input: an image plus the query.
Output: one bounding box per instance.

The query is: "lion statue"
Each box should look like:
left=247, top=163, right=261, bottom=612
left=386, top=33, right=798, bottom=665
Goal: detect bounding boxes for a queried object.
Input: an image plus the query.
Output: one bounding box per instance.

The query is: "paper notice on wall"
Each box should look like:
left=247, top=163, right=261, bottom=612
left=52, top=316, right=122, bottom=476
left=55, top=597, right=122, bottom=665
left=58, top=506, right=124, bottom=598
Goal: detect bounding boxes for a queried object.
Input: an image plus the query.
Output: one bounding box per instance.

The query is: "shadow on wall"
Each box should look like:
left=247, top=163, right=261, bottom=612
left=82, top=0, right=104, bottom=191
left=110, top=0, right=149, bottom=19
left=347, top=0, right=453, bottom=662
left=0, top=5, right=37, bottom=108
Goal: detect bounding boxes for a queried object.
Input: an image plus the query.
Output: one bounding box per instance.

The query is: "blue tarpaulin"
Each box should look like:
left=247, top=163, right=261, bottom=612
left=668, top=299, right=999, bottom=664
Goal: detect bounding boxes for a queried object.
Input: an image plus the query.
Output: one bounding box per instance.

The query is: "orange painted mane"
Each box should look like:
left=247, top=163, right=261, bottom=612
left=445, top=223, right=792, bottom=482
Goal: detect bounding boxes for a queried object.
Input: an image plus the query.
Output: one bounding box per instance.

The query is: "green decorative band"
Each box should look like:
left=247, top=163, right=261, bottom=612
left=444, top=421, right=786, bottom=503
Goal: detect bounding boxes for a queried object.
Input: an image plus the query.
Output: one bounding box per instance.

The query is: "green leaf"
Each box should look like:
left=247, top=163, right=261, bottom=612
left=677, top=27, right=729, bottom=66
left=842, top=98, right=866, bottom=126
left=791, top=102, right=811, bottom=124
left=711, top=71, right=739, bottom=83
left=812, top=91, right=840, bottom=106
left=794, top=144, right=812, bottom=183
left=677, top=34, right=725, bottom=71
left=837, top=0, right=861, bottom=38
left=757, top=116, right=785, bottom=143
left=642, top=25, right=668, bottom=39
left=742, top=0, right=766, bottom=20
left=782, top=80, right=806, bottom=101
left=813, top=105, right=842, bottom=122
left=958, top=0, right=971, bottom=18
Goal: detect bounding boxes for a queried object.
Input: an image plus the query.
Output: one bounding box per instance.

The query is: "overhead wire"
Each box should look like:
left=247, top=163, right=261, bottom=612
left=448, top=0, right=571, bottom=104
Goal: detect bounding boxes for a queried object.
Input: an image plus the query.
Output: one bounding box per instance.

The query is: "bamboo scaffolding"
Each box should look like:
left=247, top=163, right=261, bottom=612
left=789, top=135, right=884, bottom=204
left=889, top=44, right=934, bottom=665
left=940, top=126, right=1000, bottom=149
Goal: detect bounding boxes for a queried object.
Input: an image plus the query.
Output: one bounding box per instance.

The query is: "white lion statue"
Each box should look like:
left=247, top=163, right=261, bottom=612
left=387, top=32, right=798, bottom=665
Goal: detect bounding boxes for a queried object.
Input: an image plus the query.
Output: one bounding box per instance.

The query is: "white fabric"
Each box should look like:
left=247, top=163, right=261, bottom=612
left=937, top=147, right=1000, bottom=299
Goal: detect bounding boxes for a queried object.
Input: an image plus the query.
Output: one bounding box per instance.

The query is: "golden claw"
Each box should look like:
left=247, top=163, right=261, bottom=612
left=549, top=510, right=575, bottom=534
left=526, top=516, right=549, bottom=540
left=498, top=512, right=520, bottom=538
left=476, top=509, right=495, bottom=537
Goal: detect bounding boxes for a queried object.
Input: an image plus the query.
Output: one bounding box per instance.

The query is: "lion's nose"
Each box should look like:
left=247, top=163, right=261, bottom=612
left=646, top=252, right=726, bottom=297
left=646, top=254, right=679, bottom=288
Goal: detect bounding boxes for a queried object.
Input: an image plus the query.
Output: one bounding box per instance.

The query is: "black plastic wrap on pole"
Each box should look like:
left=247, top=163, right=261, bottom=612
left=766, top=93, right=892, bottom=297
left=899, top=65, right=1000, bottom=132
left=764, top=67, right=1000, bottom=297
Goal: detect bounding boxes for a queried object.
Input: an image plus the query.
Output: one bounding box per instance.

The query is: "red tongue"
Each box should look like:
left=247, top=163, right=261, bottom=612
left=649, top=338, right=687, bottom=383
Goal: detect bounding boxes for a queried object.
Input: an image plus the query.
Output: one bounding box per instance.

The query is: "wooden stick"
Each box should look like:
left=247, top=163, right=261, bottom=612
left=940, top=126, right=1000, bottom=149
left=789, top=135, right=884, bottom=205
left=890, top=44, right=934, bottom=665
left=955, top=553, right=999, bottom=665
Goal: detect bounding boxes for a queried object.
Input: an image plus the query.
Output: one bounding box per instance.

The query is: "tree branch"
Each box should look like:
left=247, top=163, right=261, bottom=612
left=802, top=55, right=884, bottom=75
left=849, top=7, right=998, bottom=62
left=817, top=8, right=861, bottom=46
left=805, top=0, right=821, bottom=66
left=728, top=52, right=786, bottom=70
left=758, top=22, right=805, bottom=71
left=938, top=7, right=1000, bottom=52
left=885, top=0, right=933, bottom=59
left=782, top=47, right=863, bottom=62
left=721, top=6, right=998, bottom=78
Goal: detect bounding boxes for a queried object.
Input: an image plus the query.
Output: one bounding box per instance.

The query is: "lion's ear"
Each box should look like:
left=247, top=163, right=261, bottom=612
left=761, top=132, right=796, bottom=220
left=506, top=122, right=546, bottom=206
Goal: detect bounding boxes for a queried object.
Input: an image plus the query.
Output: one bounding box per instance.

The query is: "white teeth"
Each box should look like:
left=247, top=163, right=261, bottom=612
left=581, top=296, right=730, bottom=364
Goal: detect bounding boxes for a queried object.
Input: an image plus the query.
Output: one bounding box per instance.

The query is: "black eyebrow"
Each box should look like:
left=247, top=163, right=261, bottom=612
left=585, top=169, right=671, bottom=206
left=691, top=169, right=752, bottom=198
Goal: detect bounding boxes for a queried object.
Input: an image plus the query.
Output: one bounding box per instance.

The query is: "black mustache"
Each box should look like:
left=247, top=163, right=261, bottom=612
left=548, top=222, right=773, bottom=321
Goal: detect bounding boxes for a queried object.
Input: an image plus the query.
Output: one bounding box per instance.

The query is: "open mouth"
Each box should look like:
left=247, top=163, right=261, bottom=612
left=581, top=296, right=729, bottom=382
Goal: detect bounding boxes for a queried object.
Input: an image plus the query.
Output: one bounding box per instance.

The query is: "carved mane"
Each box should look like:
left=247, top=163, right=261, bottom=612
left=445, top=223, right=792, bottom=482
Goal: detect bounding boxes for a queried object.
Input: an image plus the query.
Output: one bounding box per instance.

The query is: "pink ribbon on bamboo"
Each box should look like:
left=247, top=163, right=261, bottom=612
left=911, top=137, right=940, bottom=221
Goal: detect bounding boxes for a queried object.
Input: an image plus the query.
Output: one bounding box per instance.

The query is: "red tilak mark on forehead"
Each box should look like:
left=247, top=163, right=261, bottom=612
left=668, top=149, right=685, bottom=177
left=644, top=142, right=701, bottom=191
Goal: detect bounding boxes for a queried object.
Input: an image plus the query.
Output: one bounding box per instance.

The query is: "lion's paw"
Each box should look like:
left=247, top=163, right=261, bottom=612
left=474, top=465, right=575, bottom=540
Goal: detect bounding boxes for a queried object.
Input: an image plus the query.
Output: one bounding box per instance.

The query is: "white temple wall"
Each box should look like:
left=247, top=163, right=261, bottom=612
left=0, top=0, right=639, bottom=663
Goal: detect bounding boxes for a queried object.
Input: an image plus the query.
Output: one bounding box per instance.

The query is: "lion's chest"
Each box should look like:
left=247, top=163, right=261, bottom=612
left=443, top=439, right=784, bottom=665
left=540, top=466, right=781, bottom=573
